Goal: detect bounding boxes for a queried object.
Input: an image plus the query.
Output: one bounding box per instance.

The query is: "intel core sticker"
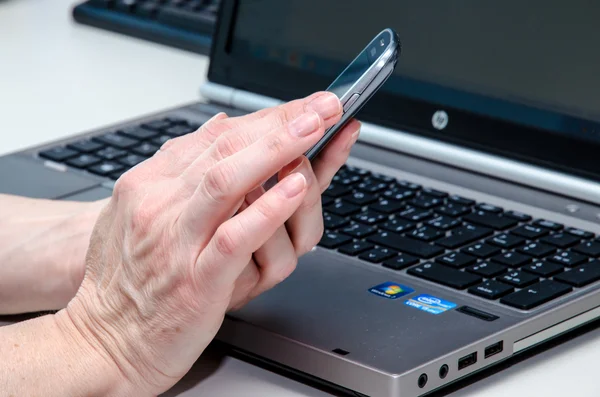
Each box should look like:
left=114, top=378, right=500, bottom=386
left=368, top=282, right=414, bottom=300
left=404, top=294, right=457, bottom=314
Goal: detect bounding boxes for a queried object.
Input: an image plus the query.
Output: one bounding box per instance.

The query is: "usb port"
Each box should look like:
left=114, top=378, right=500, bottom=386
left=458, top=352, right=477, bottom=370
left=484, top=341, right=504, bottom=359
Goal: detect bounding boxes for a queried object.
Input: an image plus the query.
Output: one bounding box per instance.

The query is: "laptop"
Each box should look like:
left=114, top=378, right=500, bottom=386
left=3, top=1, right=600, bottom=396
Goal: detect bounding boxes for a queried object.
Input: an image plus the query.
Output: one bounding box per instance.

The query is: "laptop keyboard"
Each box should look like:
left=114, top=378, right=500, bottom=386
left=39, top=119, right=600, bottom=311
left=38, top=117, right=201, bottom=180
left=320, top=165, right=600, bottom=310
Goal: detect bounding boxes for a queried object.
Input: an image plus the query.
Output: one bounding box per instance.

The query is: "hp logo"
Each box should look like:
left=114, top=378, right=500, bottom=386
left=432, top=110, right=448, bottom=130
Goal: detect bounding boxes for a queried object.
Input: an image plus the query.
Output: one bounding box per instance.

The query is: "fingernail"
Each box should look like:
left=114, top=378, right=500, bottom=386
left=290, top=157, right=312, bottom=185
left=346, top=125, right=361, bottom=151
left=289, top=112, right=320, bottom=137
left=308, top=93, right=341, bottom=120
left=280, top=173, right=306, bottom=198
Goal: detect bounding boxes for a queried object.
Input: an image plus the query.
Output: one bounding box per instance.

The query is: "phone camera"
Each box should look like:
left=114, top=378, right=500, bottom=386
left=380, top=39, right=385, bottom=46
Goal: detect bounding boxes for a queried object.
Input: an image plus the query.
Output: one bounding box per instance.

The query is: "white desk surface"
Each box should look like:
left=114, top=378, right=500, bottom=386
left=1, top=1, right=599, bottom=396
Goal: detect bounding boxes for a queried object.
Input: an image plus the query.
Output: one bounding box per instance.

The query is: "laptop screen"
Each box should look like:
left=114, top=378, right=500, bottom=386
left=209, top=0, right=600, bottom=181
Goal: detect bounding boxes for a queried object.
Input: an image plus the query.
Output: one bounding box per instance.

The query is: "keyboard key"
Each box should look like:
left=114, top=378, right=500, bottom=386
left=522, top=260, right=564, bottom=277
left=462, top=243, right=501, bottom=258
left=67, top=139, right=104, bottom=153
left=380, top=218, right=414, bottom=233
left=141, top=119, right=171, bottom=131
left=573, top=241, right=600, bottom=257
left=353, top=210, right=387, bottom=225
left=475, top=203, right=503, bottom=213
left=318, top=231, right=352, bottom=249
left=533, top=219, right=563, bottom=231
left=95, top=146, right=127, bottom=160
left=165, top=124, right=197, bottom=137
left=382, top=187, right=415, bottom=201
left=437, top=203, right=471, bottom=217
left=323, top=183, right=352, bottom=198
left=427, top=215, right=461, bottom=230
left=131, top=142, right=159, bottom=157
left=500, top=280, right=572, bottom=310
left=88, top=161, right=125, bottom=176
left=399, top=207, right=432, bottom=222
left=469, top=280, right=514, bottom=300
left=467, top=262, right=507, bottom=278
left=512, top=225, right=549, bottom=239
left=486, top=233, right=525, bottom=249
left=66, top=154, right=101, bottom=169
left=370, top=173, right=395, bottom=183
left=504, top=210, right=532, bottom=222
left=323, top=213, right=349, bottom=230
left=110, top=169, right=128, bottom=181
left=437, top=224, right=493, bottom=249
left=157, top=6, right=217, bottom=34
left=151, top=134, right=172, bottom=146
left=498, top=270, right=539, bottom=288
left=356, top=180, right=389, bottom=193
left=345, top=165, right=371, bottom=177
left=118, top=154, right=146, bottom=168
left=39, top=146, right=78, bottom=162
left=119, top=126, right=158, bottom=140
left=421, top=188, right=447, bottom=198
left=540, top=233, right=580, bottom=248
left=135, top=2, right=159, bottom=17
left=408, top=262, right=482, bottom=289
left=464, top=211, right=518, bottom=230
left=326, top=201, right=361, bottom=217
left=566, top=228, right=595, bottom=239
left=370, top=199, right=405, bottom=214
left=491, top=251, right=531, bottom=268
left=340, top=223, right=377, bottom=238
left=435, top=252, right=477, bottom=268
left=332, top=174, right=361, bottom=186
left=408, top=226, right=444, bottom=242
left=547, top=250, right=587, bottom=267
left=409, top=195, right=443, bottom=210
left=344, top=192, right=377, bottom=207
left=358, top=247, right=396, bottom=263
left=322, top=196, right=334, bottom=207
left=397, top=180, right=421, bottom=190
left=383, top=253, right=420, bottom=270
left=94, top=133, right=139, bottom=149
left=554, top=261, right=600, bottom=287
left=517, top=242, right=556, bottom=258
left=338, top=241, right=374, bottom=256
left=368, top=231, right=444, bottom=258
left=448, top=195, right=475, bottom=206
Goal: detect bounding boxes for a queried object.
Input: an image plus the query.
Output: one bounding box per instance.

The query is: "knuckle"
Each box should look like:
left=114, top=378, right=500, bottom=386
left=262, top=133, right=285, bottom=159
left=113, top=171, right=138, bottom=197
left=213, top=134, right=242, bottom=159
left=275, top=256, right=298, bottom=284
left=202, top=164, right=234, bottom=204
left=213, top=225, right=240, bottom=257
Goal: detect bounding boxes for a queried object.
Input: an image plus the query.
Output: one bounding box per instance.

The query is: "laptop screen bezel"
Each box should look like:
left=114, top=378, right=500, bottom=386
left=208, top=0, right=600, bottom=183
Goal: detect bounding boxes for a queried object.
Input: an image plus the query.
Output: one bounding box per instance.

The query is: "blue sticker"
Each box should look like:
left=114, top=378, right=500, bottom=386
left=368, top=282, right=415, bottom=300
left=404, top=294, right=457, bottom=314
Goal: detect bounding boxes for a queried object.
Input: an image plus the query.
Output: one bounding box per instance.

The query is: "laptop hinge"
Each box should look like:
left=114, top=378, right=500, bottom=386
left=199, top=82, right=600, bottom=206
left=200, top=81, right=282, bottom=111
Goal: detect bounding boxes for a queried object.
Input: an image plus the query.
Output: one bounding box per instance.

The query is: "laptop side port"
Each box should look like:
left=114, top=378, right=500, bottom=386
left=458, top=352, right=477, bottom=370
left=484, top=341, right=504, bottom=358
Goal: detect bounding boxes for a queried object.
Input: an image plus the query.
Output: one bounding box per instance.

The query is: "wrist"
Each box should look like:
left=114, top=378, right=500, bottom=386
left=53, top=305, right=140, bottom=397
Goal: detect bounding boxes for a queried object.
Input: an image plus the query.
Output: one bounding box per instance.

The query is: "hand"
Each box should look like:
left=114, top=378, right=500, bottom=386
left=56, top=91, right=360, bottom=395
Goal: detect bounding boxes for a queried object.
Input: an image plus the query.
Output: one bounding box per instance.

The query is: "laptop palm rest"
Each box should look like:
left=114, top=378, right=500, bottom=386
left=0, top=155, right=100, bottom=199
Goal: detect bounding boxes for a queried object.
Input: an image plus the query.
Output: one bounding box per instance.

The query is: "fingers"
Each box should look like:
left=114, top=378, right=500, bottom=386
left=159, top=92, right=333, bottom=178
left=181, top=105, right=340, bottom=240
left=278, top=156, right=324, bottom=256
left=311, top=119, right=361, bottom=192
left=194, top=173, right=308, bottom=294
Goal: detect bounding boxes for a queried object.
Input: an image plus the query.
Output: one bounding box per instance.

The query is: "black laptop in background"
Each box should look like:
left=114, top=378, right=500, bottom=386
left=72, top=0, right=221, bottom=55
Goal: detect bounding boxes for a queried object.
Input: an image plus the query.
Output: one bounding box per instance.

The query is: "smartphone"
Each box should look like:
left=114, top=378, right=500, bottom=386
left=305, top=28, right=401, bottom=160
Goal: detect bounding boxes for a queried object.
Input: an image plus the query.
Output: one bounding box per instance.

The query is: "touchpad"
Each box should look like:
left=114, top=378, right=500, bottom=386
left=0, top=155, right=100, bottom=199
